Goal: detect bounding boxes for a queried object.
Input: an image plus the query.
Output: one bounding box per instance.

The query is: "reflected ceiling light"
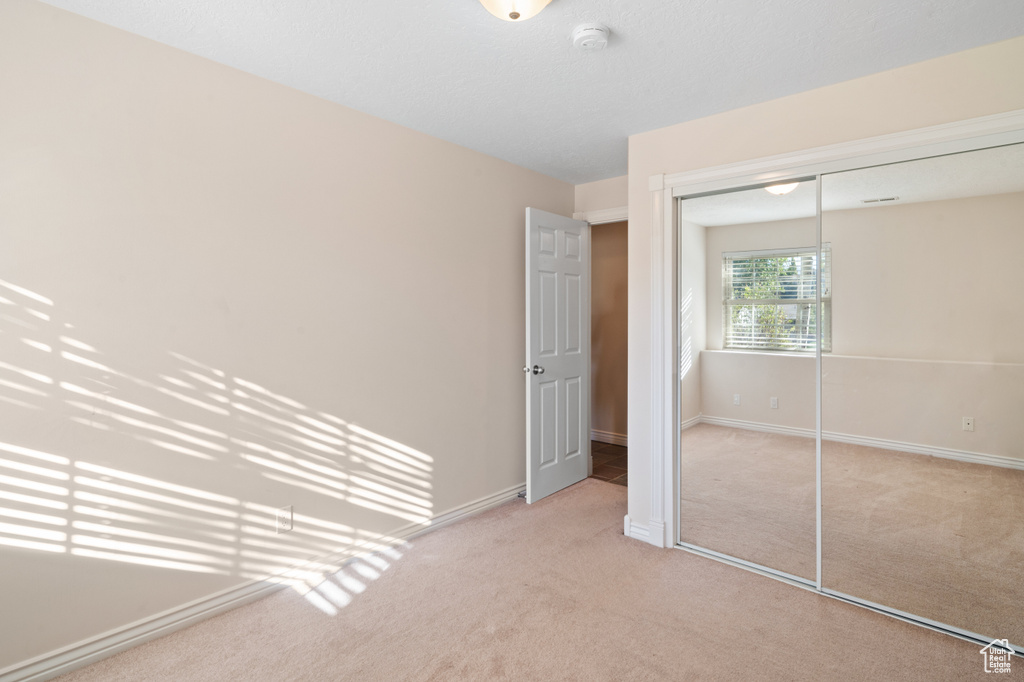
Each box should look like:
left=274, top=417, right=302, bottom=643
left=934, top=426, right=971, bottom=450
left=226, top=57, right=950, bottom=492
left=764, top=182, right=799, bottom=195
left=479, top=0, right=552, bottom=21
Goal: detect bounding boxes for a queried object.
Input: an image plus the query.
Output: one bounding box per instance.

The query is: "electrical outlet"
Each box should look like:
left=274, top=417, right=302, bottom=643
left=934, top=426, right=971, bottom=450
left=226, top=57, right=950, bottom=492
left=275, top=505, right=293, bottom=533
left=733, top=394, right=741, bottom=406
left=962, top=417, right=974, bottom=432
left=770, top=397, right=779, bottom=409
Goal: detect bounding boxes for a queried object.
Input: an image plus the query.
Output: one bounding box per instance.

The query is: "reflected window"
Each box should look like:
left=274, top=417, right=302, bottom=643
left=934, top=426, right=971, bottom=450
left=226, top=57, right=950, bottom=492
left=722, top=245, right=831, bottom=352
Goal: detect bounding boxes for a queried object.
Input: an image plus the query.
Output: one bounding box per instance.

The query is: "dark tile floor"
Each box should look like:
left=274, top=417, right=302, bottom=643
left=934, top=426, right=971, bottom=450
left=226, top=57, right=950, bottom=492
left=590, top=441, right=627, bottom=487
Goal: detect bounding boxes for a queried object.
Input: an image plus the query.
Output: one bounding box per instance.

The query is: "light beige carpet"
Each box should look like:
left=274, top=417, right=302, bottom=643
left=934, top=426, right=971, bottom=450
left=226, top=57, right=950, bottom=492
left=680, top=423, right=1024, bottom=647
left=57, top=478, right=1010, bottom=681
left=822, top=440, right=1024, bottom=646
left=680, top=425, right=817, bottom=579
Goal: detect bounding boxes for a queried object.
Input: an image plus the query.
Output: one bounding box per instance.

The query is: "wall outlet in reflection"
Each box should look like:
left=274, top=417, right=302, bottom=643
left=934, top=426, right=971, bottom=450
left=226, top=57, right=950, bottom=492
left=733, top=394, right=741, bottom=406
left=770, top=397, right=779, bottom=409
left=962, top=417, right=974, bottom=432
left=276, top=505, right=294, bottom=533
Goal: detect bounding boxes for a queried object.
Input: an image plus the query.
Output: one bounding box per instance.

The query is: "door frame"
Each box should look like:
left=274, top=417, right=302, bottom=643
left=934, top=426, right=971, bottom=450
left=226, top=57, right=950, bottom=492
left=573, top=207, right=628, bottom=224
left=573, top=206, right=628, bottom=476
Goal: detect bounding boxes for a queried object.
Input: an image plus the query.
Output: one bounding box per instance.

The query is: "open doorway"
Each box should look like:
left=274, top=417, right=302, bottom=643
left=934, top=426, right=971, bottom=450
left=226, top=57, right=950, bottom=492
left=589, top=220, right=628, bottom=486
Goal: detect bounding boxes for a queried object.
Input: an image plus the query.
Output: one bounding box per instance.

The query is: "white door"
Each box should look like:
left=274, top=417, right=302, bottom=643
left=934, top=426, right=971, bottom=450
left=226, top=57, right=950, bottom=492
left=525, top=208, right=590, bottom=503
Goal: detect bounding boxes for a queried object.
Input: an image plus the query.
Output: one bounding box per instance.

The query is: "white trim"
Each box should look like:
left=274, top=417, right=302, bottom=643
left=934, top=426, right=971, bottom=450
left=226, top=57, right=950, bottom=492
left=677, top=542, right=815, bottom=587
left=573, top=206, right=627, bottom=224
left=0, top=484, right=525, bottom=682
left=697, top=416, right=1024, bottom=471
left=699, top=415, right=812, bottom=438
left=665, top=109, right=1024, bottom=197
left=815, top=173, right=823, bottom=590
left=723, top=245, right=817, bottom=260
left=648, top=180, right=666, bottom=548
left=408, top=483, right=526, bottom=538
left=591, top=429, right=627, bottom=446
left=680, top=415, right=701, bottom=431
left=646, top=176, right=677, bottom=550
left=674, top=543, right=1023, bottom=657
left=623, top=514, right=650, bottom=541
left=825, top=432, right=1024, bottom=471
left=820, top=588, right=1024, bottom=657
left=1, top=581, right=285, bottom=682
left=648, top=520, right=667, bottom=546
left=666, top=190, right=681, bottom=553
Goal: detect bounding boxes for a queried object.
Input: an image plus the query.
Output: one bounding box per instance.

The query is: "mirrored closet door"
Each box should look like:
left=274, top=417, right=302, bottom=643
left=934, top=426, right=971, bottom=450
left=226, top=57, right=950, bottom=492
left=678, top=179, right=818, bottom=582
left=820, top=143, right=1024, bottom=646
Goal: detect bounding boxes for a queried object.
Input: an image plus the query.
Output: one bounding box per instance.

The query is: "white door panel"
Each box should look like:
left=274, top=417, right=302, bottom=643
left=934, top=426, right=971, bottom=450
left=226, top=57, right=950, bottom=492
left=526, top=208, right=590, bottom=503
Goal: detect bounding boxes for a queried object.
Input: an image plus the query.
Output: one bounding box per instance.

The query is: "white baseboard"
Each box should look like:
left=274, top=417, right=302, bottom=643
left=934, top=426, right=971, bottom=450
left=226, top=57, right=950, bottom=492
left=647, top=520, right=667, bottom=548
left=1, top=581, right=284, bottom=682
left=698, top=416, right=1024, bottom=471
left=623, top=514, right=651, bottom=542
left=591, top=429, right=627, bottom=447
left=699, top=416, right=814, bottom=439
left=406, top=483, right=525, bottom=539
left=680, top=415, right=701, bottom=431
left=823, top=431, right=1024, bottom=471
left=0, top=484, right=526, bottom=682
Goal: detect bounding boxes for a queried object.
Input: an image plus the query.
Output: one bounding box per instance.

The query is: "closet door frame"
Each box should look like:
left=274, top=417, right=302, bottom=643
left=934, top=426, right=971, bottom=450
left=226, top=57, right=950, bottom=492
left=649, top=108, right=1024, bottom=648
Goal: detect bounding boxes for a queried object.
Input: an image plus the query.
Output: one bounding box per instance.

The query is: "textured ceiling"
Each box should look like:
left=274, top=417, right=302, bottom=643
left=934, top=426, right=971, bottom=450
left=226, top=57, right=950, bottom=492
left=37, top=0, right=1024, bottom=184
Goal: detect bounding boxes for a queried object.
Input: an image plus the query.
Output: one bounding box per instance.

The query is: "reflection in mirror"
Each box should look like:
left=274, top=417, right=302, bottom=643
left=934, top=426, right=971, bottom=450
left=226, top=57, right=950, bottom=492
left=820, top=143, right=1024, bottom=647
left=679, top=179, right=818, bottom=580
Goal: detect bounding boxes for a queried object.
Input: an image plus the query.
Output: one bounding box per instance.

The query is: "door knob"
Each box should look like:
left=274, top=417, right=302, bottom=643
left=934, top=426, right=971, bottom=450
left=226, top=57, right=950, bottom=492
left=532, top=365, right=545, bottom=375
left=523, top=366, right=531, bottom=374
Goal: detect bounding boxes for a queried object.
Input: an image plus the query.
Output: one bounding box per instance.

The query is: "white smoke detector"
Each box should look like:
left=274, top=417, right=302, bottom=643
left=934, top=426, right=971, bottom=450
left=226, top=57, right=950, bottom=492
left=572, top=23, right=609, bottom=51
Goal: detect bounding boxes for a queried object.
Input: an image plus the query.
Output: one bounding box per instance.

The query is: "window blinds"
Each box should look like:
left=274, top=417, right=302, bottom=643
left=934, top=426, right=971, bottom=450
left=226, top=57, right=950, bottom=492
left=722, top=245, right=831, bottom=352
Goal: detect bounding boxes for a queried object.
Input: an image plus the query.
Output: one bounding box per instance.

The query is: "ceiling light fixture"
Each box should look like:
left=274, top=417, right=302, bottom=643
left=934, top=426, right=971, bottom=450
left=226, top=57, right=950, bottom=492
left=764, top=182, right=799, bottom=195
left=479, top=0, right=552, bottom=21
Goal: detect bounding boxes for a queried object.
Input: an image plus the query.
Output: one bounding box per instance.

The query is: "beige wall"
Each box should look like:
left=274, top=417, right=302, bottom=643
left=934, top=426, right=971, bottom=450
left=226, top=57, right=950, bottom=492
left=823, top=191, right=1024, bottom=457
left=575, top=175, right=628, bottom=214
left=701, top=351, right=816, bottom=429
left=0, top=0, right=572, bottom=668
left=826, top=192, right=1024, bottom=362
left=698, top=192, right=1024, bottom=459
left=590, top=222, right=628, bottom=439
left=820, top=357, right=1024, bottom=458
left=700, top=353, right=1024, bottom=459
left=629, top=35, right=1024, bottom=532
left=679, top=220, right=706, bottom=423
